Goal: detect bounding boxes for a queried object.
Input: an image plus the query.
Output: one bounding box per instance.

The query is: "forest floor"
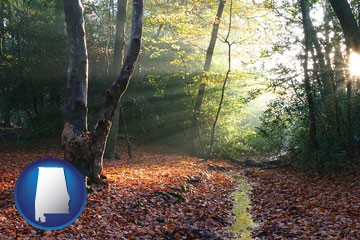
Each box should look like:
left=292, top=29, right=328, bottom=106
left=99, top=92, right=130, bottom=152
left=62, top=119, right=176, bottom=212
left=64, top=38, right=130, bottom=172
left=0, top=138, right=359, bottom=239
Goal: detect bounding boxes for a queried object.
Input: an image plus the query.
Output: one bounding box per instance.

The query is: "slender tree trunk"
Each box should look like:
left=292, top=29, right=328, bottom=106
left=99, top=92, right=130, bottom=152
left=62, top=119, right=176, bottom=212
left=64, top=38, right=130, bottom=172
left=121, top=104, right=132, bottom=158
left=346, top=75, right=354, bottom=157
left=0, top=0, right=4, bottom=56
left=62, top=0, right=143, bottom=183
left=306, top=7, right=331, bottom=97
left=104, top=107, right=120, bottom=159
left=4, top=107, right=11, bottom=127
left=209, top=0, right=232, bottom=158
left=155, top=24, right=163, bottom=39
left=203, top=1, right=225, bottom=72
left=192, top=0, right=225, bottom=154
left=301, top=0, right=322, bottom=171
left=358, top=1, right=360, bottom=26
left=105, top=0, right=128, bottom=159
left=345, top=48, right=355, bottom=157
left=332, top=37, right=345, bottom=141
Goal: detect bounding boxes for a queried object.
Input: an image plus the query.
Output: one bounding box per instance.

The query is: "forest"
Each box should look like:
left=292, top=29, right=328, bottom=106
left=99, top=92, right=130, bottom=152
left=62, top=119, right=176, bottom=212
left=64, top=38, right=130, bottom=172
left=0, top=0, right=359, bottom=239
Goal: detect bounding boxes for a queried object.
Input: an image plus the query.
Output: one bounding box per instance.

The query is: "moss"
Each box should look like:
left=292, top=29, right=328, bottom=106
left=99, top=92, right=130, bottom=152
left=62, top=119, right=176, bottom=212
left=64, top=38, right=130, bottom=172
left=230, top=175, right=256, bottom=239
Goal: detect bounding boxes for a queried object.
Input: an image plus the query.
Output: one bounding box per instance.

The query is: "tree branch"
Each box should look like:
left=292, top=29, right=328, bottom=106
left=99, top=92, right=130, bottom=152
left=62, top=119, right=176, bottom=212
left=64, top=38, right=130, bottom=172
left=90, top=0, right=143, bottom=178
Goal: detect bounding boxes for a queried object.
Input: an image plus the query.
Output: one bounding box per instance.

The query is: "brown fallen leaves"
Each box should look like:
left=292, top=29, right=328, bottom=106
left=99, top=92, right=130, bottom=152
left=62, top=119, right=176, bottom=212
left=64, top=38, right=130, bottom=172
left=0, top=145, right=236, bottom=239
left=1, top=142, right=359, bottom=239
left=245, top=168, right=360, bottom=239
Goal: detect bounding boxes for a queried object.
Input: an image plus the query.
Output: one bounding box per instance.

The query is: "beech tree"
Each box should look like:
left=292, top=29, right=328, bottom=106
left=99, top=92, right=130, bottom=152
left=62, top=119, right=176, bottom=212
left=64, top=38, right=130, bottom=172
left=61, top=0, right=143, bottom=183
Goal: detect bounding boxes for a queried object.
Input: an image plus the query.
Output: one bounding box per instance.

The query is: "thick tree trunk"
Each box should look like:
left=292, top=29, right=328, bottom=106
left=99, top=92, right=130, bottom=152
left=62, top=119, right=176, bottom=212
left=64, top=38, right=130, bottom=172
left=61, top=0, right=90, bottom=177
left=301, top=0, right=322, bottom=171
left=192, top=0, right=225, bottom=154
left=328, top=0, right=359, bottom=157
left=62, top=0, right=143, bottom=183
left=328, top=0, right=360, bottom=52
left=104, top=0, right=128, bottom=159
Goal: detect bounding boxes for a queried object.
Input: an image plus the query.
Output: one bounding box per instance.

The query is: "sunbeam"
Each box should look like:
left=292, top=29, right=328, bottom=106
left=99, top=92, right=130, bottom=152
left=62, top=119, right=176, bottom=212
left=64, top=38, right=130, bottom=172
left=349, top=51, right=360, bottom=77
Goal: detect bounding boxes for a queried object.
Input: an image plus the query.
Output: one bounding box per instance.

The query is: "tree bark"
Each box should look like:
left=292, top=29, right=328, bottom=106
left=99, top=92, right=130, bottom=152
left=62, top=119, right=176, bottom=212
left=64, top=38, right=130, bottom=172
left=328, top=0, right=360, bottom=52
left=192, top=0, right=225, bottom=155
left=328, top=0, right=359, bottom=157
left=104, top=107, right=120, bottom=159
left=345, top=48, right=355, bottom=157
left=203, top=0, right=226, bottom=72
left=332, top=36, right=346, bottom=141
left=0, top=0, right=4, bottom=56
left=209, top=0, right=233, bottom=158
left=61, top=0, right=89, bottom=176
left=306, top=7, right=332, bottom=97
left=301, top=0, right=322, bottom=171
left=62, top=0, right=143, bottom=183
left=104, top=0, right=128, bottom=159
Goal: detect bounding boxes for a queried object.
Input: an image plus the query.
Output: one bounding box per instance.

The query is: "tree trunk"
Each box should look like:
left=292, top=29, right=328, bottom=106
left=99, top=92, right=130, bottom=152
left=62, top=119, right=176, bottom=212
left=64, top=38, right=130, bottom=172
left=301, top=0, right=322, bottom=171
left=104, top=0, right=128, bottom=159
left=208, top=0, right=233, bottom=158
left=4, top=107, right=11, bottom=127
left=0, top=0, right=4, bottom=56
left=121, top=104, right=132, bottom=158
left=104, top=107, right=120, bottom=159
left=192, top=0, right=225, bottom=154
left=62, top=0, right=143, bottom=183
left=306, top=8, right=332, bottom=97
left=358, top=1, right=360, bottom=26
left=345, top=48, right=355, bottom=157
left=203, top=0, right=225, bottom=73
left=328, top=0, right=360, bottom=157
left=328, top=0, right=360, bottom=52
left=332, top=36, right=346, bottom=141
left=61, top=0, right=90, bottom=178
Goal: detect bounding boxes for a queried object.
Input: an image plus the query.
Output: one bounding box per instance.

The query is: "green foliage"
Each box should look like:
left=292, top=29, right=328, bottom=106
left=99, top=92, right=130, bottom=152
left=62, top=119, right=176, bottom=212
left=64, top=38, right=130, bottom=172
left=0, top=0, right=66, bottom=138
left=258, top=0, right=360, bottom=171
left=0, top=0, right=279, bottom=158
left=195, top=73, right=269, bottom=157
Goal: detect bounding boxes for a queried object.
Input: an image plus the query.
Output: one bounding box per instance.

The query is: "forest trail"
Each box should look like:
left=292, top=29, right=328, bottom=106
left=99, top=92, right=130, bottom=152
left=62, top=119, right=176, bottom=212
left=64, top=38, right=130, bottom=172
left=0, top=141, right=359, bottom=239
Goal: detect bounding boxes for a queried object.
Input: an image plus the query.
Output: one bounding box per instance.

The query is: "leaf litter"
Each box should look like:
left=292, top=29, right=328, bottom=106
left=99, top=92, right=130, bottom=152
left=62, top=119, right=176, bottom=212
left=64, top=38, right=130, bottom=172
left=1, top=143, right=359, bottom=239
left=245, top=168, right=360, bottom=239
left=0, top=145, right=237, bottom=239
